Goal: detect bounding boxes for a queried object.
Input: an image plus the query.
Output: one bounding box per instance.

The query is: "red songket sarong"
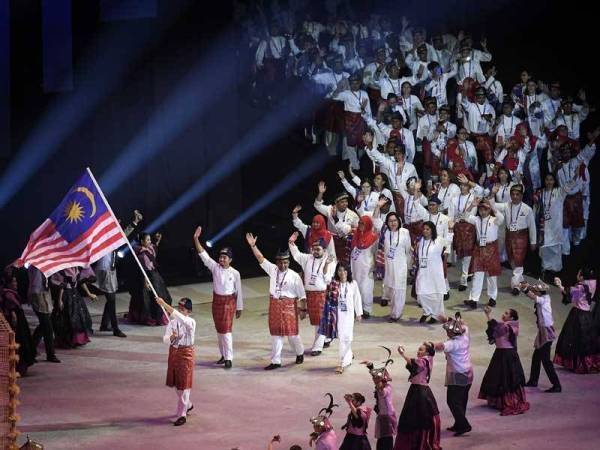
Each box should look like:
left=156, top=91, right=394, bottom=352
left=392, top=191, right=405, bottom=222
left=306, top=291, right=326, bottom=326
left=212, top=293, right=236, bottom=334
left=563, top=192, right=585, bottom=228
left=315, top=99, right=345, bottom=133
left=166, top=346, right=194, bottom=390
left=268, top=296, right=299, bottom=336
left=344, top=111, right=366, bottom=147
left=506, top=229, right=529, bottom=267
left=452, top=222, right=476, bottom=258
left=406, top=221, right=424, bottom=248
left=472, top=241, right=502, bottom=276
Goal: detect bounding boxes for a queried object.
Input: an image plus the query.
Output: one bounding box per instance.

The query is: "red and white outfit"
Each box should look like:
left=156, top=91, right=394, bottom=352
left=350, top=216, right=379, bottom=314
left=290, top=243, right=335, bottom=352
left=465, top=210, right=504, bottom=302
left=163, top=310, right=196, bottom=419
left=259, top=260, right=306, bottom=365
left=199, top=250, right=243, bottom=362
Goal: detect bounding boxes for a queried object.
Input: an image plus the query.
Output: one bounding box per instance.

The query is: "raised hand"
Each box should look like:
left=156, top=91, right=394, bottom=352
left=292, top=204, right=302, bottom=215
left=133, top=209, right=143, bottom=224
left=337, top=170, right=346, bottom=180
left=318, top=181, right=327, bottom=194
left=288, top=231, right=299, bottom=243
left=491, top=183, right=500, bottom=195
left=397, top=345, right=405, bottom=355
left=554, top=277, right=562, bottom=288
left=245, top=233, right=257, bottom=247
left=483, top=305, right=492, bottom=316
left=193, top=226, right=202, bottom=240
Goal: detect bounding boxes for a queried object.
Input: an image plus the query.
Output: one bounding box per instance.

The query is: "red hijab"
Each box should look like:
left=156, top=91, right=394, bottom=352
left=351, top=216, right=379, bottom=249
left=307, top=215, right=332, bottom=248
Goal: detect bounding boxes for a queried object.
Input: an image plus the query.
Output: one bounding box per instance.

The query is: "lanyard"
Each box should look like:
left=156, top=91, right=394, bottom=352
left=499, top=184, right=507, bottom=202
left=440, top=185, right=450, bottom=204
left=388, top=229, right=400, bottom=248
left=476, top=102, right=486, bottom=118
left=505, top=116, right=514, bottom=133
left=458, top=193, right=472, bottom=214
left=351, top=90, right=362, bottom=103
left=429, top=213, right=440, bottom=227
left=479, top=216, right=490, bottom=239
left=362, top=194, right=372, bottom=211
left=510, top=202, right=522, bottom=224
left=311, top=257, right=324, bottom=277
left=276, top=269, right=288, bottom=294
left=388, top=78, right=398, bottom=94
left=543, top=190, right=552, bottom=212
left=339, top=282, right=348, bottom=299
left=420, top=239, right=432, bottom=259
left=405, top=195, right=416, bottom=218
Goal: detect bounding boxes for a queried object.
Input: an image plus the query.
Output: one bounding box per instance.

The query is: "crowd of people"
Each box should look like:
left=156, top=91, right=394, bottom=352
left=2, top=2, right=600, bottom=447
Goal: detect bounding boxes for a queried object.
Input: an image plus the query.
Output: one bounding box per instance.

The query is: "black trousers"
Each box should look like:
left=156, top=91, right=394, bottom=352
left=529, top=341, right=561, bottom=387
left=446, top=384, right=471, bottom=430
left=100, top=292, right=120, bottom=332
left=32, top=310, right=56, bottom=358
left=376, top=436, right=393, bottom=450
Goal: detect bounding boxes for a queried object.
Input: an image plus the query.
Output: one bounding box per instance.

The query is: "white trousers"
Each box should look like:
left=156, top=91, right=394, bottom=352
left=356, top=274, right=374, bottom=313
left=217, top=332, right=233, bottom=361
left=562, top=227, right=584, bottom=255
left=511, top=266, right=524, bottom=288
left=418, top=293, right=444, bottom=317
left=469, top=272, right=497, bottom=302
left=339, top=338, right=353, bottom=367
left=342, top=137, right=363, bottom=170
left=325, top=131, right=339, bottom=156
left=498, top=228, right=508, bottom=262
left=388, top=287, right=406, bottom=319
left=459, top=256, right=471, bottom=286
left=271, top=335, right=304, bottom=364
left=312, top=326, right=326, bottom=352
left=175, top=388, right=191, bottom=418
left=540, top=244, right=562, bottom=272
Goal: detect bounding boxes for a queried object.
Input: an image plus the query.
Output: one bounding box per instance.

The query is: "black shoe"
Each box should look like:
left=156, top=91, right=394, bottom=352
left=310, top=350, right=322, bottom=356
left=427, top=317, right=438, bottom=324
left=46, top=355, right=61, bottom=363
left=323, top=341, right=331, bottom=349
left=113, top=330, right=127, bottom=338
left=458, top=285, right=467, bottom=292
left=453, top=426, right=472, bottom=436
left=467, top=275, right=473, bottom=282
left=187, top=404, right=194, bottom=413
left=444, top=293, right=450, bottom=301
left=419, top=315, right=428, bottom=323
left=296, top=355, right=304, bottom=364
left=264, top=363, right=281, bottom=370
left=501, top=261, right=512, bottom=269
left=380, top=299, right=389, bottom=307
left=447, top=425, right=457, bottom=432
left=224, top=360, right=232, bottom=369
left=388, top=317, right=399, bottom=323
left=362, top=311, right=371, bottom=319
left=464, top=300, right=477, bottom=309
left=173, top=416, right=186, bottom=426
left=511, top=288, right=520, bottom=296
left=216, top=357, right=225, bottom=365
left=544, top=385, right=561, bottom=393
left=488, top=298, right=496, bottom=307
left=524, top=380, right=537, bottom=387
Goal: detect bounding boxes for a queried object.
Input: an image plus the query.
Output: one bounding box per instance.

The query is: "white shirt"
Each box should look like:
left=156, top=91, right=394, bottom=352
left=365, top=148, right=418, bottom=191
left=363, top=115, right=416, bottom=163
left=399, top=95, right=423, bottom=130
left=199, top=251, right=243, bottom=310
left=289, top=244, right=333, bottom=292
left=260, top=260, right=306, bottom=300
left=535, top=295, right=554, bottom=327
left=461, top=99, right=495, bottom=134
left=425, top=71, right=456, bottom=106
left=436, top=183, right=461, bottom=213
left=163, top=310, right=196, bottom=348
left=496, top=115, right=521, bottom=144
left=495, top=201, right=537, bottom=244
left=255, top=36, right=287, bottom=66
left=312, top=71, right=350, bottom=99
left=484, top=76, right=504, bottom=105
left=313, top=201, right=360, bottom=237
left=443, top=328, right=472, bottom=374
left=416, top=113, right=439, bottom=141
left=428, top=212, right=450, bottom=248
left=334, top=89, right=372, bottom=115
left=379, top=76, right=417, bottom=101
left=363, top=61, right=385, bottom=89
left=557, top=144, right=596, bottom=195
left=465, top=212, right=504, bottom=244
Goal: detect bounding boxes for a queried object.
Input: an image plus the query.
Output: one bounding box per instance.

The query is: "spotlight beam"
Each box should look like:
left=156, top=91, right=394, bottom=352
left=209, top=150, right=329, bottom=245
left=0, top=1, right=190, bottom=209
left=100, top=31, right=244, bottom=194
left=146, top=87, right=322, bottom=232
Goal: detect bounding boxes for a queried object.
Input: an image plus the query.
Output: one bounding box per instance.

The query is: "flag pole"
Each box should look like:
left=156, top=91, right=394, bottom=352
left=86, top=167, right=169, bottom=321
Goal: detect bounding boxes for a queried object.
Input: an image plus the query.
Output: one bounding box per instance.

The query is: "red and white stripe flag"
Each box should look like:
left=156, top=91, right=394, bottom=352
left=15, top=168, right=128, bottom=277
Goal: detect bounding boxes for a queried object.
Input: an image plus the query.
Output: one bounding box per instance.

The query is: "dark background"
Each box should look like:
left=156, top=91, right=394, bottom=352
left=1, top=0, right=597, bottom=287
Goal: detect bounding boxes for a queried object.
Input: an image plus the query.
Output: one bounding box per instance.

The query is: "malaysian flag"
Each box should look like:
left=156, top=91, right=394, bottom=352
left=15, top=168, right=128, bottom=277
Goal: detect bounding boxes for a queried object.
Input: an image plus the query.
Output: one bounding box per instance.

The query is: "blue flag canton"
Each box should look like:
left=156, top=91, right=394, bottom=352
left=49, top=172, right=110, bottom=243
